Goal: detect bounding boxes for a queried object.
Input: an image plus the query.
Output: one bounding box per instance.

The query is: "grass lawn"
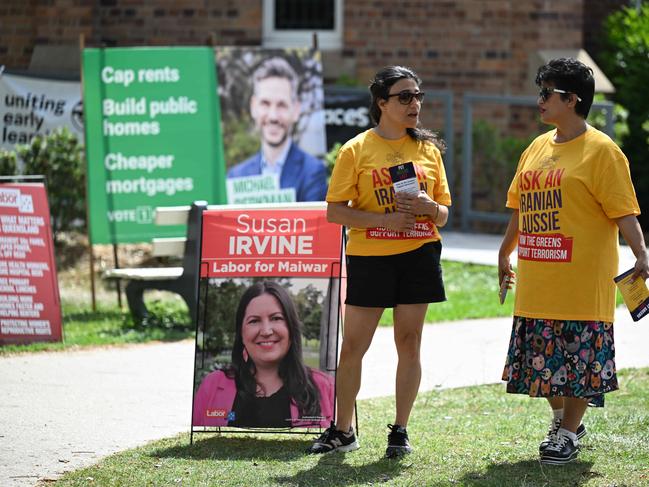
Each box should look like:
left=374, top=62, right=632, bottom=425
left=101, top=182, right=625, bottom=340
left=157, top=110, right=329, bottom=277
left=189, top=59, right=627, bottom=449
left=2, top=261, right=510, bottom=354
left=0, top=299, right=192, bottom=355
left=54, top=368, right=649, bottom=486
left=1, top=260, right=624, bottom=353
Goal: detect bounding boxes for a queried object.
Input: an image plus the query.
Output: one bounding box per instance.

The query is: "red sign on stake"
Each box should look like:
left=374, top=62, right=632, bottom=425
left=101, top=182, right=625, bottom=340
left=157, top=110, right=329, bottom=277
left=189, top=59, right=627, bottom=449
left=0, top=183, right=62, bottom=345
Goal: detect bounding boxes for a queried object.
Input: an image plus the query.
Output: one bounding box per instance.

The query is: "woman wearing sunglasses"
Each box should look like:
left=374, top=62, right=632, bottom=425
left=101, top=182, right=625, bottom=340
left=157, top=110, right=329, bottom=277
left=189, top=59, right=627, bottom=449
left=498, top=58, right=648, bottom=465
left=307, top=66, right=451, bottom=458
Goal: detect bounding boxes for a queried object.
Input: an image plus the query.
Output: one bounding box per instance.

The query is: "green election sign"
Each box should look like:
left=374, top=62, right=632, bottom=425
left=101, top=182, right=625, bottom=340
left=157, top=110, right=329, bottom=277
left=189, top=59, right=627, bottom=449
left=83, top=47, right=226, bottom=244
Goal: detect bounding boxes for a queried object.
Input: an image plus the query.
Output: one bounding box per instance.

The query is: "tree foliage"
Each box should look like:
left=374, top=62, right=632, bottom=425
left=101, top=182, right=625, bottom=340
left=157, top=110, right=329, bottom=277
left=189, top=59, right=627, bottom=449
left=589, top=94, right=629, bottom=146
left=601, top=4, right=649, bottom=227
left=0, top=128, right=86, bottom=241
left=293, top=283, right=324, bottom=341
left=469, top=120, right=534, bottom=214
left=324, top=142, right=342, bottom=178
left=0, top=150, right=17, bottom=175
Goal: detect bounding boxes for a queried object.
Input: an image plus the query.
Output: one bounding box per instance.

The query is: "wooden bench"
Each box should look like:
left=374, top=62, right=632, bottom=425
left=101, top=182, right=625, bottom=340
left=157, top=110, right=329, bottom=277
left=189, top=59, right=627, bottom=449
left=103, top=201, right=207, bottom=324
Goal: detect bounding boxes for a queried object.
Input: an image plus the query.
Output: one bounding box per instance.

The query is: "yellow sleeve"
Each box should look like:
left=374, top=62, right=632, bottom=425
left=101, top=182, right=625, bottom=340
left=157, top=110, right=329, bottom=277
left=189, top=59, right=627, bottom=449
left=431, top=145, right=452, bottom=206
left=593, top=144, right=641, bottom=219
left=326, top=144, right=359, bottom=203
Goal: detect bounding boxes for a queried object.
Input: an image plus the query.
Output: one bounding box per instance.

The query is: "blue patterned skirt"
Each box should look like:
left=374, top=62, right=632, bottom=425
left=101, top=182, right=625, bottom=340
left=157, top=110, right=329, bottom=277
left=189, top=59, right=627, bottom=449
left=502, top=316, right=618, bottom=407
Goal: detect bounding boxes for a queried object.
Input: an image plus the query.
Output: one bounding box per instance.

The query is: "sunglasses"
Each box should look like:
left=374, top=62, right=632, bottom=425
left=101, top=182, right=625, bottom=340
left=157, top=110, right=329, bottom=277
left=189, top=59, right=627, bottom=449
left=538, top=87, right=583, bottom=103
left=386, top=90, right=425, bottom=105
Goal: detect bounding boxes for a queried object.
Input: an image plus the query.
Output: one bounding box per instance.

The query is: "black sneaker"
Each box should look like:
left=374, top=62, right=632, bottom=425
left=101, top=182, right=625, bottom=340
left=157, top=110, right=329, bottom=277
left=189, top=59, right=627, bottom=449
left=540, top=431, right=579, bottom=465
left=539, top=420, right=587, bottom=453
left=539, top=417, right=562, bottom=453
left=306, top=422, right=359, bottom=454
left=385, top=424, right=412, bottom=459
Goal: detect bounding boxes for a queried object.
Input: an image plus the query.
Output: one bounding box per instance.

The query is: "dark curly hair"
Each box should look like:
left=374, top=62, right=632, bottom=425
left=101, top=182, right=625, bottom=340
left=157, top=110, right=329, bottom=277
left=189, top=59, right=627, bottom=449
left=369, top=65, right=446, bottom=152
left=535, top=58, right=595, bottom=118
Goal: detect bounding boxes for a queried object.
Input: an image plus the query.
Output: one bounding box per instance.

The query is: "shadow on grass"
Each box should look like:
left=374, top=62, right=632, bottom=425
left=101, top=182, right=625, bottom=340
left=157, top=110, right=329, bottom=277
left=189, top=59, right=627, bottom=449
left=273, top=452, right=409, bottom=487
left=458, top=459, right=597, bottom=486
left=152, top=435, right=409, bottom=486
left=153, top=435, right=310, bottom=462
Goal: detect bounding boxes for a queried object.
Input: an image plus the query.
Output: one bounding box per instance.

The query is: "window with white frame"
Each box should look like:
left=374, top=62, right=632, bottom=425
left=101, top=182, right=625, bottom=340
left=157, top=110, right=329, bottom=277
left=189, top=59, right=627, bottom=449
left=262, top=0, right=343, bottom=50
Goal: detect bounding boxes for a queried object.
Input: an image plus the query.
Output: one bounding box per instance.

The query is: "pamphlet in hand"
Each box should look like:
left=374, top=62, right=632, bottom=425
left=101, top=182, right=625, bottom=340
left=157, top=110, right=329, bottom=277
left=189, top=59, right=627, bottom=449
left=614, top=268, right=649, bottom=321
left=389, top=161, right=419, bottom=195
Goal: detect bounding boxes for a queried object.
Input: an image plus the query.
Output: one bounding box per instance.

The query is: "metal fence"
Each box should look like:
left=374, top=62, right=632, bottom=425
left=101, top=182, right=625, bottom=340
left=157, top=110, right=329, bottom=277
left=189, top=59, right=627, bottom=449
left=460, top=94, right=615, bottom=231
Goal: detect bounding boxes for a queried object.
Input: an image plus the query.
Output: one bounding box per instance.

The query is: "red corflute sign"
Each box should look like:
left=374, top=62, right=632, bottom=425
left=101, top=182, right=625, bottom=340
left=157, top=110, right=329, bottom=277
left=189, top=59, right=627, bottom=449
left=0, top=183, right=62, bottom=344
left=200, top=207, right=342, bottom=278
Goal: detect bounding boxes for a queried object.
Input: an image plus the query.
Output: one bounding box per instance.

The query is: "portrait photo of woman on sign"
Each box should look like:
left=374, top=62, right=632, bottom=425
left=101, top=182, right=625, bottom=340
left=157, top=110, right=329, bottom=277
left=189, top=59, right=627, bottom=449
left=192, top=280, right=334, bottom=429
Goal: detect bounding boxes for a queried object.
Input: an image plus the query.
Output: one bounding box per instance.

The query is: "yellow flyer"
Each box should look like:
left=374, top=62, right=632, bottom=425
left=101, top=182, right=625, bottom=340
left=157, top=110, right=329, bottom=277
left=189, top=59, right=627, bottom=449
left=614, top=268, right=649, bottom=322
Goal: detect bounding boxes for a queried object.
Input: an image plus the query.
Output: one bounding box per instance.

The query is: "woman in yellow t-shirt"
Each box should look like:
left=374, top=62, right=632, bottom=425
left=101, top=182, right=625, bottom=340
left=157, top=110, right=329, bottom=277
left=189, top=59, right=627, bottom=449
left=307, top=65, right=451, bottom=458
left=498, top=58, right=649, bottom=465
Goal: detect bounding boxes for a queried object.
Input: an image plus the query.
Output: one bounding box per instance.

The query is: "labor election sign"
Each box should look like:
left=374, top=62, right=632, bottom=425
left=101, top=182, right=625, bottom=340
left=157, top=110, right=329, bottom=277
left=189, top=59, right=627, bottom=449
left=0, top=183, right=62, bottom=345
left=192, top=204, right=342, bottom=433
left=199, top=205, right=341, bottom=278
left=83, top=47, right=227, bottom=244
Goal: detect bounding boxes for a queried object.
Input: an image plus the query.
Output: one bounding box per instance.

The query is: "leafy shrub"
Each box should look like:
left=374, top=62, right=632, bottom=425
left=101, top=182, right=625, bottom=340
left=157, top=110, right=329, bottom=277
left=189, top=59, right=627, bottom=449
left=140, top=297, right=192, bottom=331
left=0, top=150, right=17, bottom=175
left=469, top=120, right=534, bottom=214
left=588, top=94, right=629, bottom=146
left=293, top=283, right=324, bottom=341
left=334, top=74, right=362, bottom=87
left=0, top=128, right=86, bottom=241
left=601, top=4, right=649, bottom=228
left=221, top=116, right=261, bottom=169
left=324, top=142, right=341, bottom=178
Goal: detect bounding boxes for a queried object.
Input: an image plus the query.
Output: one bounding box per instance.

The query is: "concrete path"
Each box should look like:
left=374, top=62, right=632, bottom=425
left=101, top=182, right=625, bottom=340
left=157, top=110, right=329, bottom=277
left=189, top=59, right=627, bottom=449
left=0, top=342, right=194, bottom=485
left=0, top=232, right=645, bottom=485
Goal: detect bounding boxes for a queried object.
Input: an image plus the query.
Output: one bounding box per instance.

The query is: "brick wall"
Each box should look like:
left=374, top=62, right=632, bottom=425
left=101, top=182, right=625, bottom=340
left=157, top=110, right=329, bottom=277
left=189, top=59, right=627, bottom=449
left=0, top=0, right=263, bottom=70
left=2, top=1, right=598, bottom=93
left=340, top=0, right=584, bottom=132
left=2, top=0, right=622, bottom=228
left=2, top=1, right=614, bottom=137
left=1, top=1, right=38, bottom=69
left=93, top=0, right=262, bottom=47
left=1, top=1, right=600, bottom=158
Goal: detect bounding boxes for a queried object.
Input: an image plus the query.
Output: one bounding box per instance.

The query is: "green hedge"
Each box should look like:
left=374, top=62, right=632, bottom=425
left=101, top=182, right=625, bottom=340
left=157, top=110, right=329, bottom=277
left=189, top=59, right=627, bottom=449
left=601, top=4, right=649, bottom=229
left=0, top=128, right=86, bottom=241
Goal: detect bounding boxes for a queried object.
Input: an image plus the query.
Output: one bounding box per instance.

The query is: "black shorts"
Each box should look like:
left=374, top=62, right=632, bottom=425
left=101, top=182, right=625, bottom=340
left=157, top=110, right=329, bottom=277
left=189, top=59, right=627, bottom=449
left=345, top=241, right=446, bottom=308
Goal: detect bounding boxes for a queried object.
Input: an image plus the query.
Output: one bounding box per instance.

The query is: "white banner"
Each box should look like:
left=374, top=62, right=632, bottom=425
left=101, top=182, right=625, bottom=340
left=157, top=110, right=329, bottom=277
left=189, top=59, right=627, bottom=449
left=0, top=73, right=83, bottom=150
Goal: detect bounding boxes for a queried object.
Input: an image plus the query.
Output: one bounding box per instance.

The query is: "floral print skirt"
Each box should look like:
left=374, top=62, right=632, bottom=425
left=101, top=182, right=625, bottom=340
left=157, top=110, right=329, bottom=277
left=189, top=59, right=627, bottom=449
left=502, top=316, right=618, bottom=407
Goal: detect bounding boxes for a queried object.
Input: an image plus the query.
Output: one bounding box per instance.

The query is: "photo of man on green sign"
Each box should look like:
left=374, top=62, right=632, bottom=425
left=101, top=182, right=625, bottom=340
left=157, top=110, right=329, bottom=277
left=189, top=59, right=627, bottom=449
left=217, top=48, right=328, bottom=204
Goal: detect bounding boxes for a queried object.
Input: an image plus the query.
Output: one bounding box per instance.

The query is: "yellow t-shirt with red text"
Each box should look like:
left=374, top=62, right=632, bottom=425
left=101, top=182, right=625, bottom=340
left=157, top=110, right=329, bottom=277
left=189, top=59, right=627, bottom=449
left=507, top=126, right=640, bottom=322
left=327, top=129, right=452, bottom=256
